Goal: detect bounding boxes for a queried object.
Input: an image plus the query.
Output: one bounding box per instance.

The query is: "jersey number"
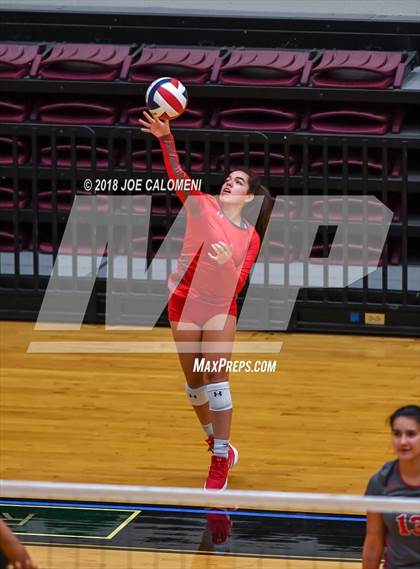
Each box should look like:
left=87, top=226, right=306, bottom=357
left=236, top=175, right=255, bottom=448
left=396, top=514, right=420, bottom=536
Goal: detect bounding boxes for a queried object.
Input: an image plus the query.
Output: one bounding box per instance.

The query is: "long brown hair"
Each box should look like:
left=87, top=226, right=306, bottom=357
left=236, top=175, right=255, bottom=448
left=236, top=168, right=273, bottom=242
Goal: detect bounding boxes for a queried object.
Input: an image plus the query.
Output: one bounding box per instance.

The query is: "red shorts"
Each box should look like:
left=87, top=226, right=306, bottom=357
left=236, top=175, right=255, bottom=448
left=168, top=292, right=237, bottom=327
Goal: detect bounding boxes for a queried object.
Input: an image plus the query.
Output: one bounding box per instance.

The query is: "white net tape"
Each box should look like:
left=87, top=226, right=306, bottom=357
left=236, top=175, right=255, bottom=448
left=1, top=480, right=419, bottom=569
left=1, top=479, right=419, bottom=513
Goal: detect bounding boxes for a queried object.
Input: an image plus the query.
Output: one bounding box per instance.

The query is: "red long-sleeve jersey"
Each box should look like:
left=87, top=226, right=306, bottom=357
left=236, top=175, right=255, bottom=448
left=159, top=133, right=260, bottom=307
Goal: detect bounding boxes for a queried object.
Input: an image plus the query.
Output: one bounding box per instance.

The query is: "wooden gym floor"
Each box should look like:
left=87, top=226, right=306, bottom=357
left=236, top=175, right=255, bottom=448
left=24, top=548, right=359, bottom=568
left=1, top=321, right=419, bottom=492
left=1, top=320, right=419, bottom=568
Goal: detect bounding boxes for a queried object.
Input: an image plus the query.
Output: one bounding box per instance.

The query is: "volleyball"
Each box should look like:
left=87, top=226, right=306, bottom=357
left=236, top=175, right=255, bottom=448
left=145, top=77, right=188, bottom=120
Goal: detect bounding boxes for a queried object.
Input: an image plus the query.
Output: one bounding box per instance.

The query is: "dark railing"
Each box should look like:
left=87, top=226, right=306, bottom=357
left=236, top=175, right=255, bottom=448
left=0, top=8, right=419, bottom=335
left=1, top=123, right=419, bottom=334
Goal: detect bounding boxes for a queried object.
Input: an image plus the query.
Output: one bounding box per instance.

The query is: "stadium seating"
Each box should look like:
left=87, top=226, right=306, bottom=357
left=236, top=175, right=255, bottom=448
left=219, top=49, right=313, bottom=86
left=310, top=50, right=410, bottom=89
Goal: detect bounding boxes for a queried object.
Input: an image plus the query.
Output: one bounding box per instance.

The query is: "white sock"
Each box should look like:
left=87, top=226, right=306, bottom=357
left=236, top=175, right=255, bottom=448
left=214, top=438, right=229, bottom=458
left=203, top=423, right=214, bottom=437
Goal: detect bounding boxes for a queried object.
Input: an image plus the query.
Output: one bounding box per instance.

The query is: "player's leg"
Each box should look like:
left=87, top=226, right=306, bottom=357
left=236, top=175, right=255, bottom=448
left=169, top=320, right=213, bottom=437
left=202, top=313, right=236, bottom=439
left=201, top=314, right=238, bottom=489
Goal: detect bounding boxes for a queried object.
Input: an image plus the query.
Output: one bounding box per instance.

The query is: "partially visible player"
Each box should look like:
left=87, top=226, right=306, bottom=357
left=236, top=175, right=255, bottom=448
left=139, top=112, right=272, bottom=491
left=362, top=404, right=420, bottom=569
left=0, top=519, right=39, bottom=568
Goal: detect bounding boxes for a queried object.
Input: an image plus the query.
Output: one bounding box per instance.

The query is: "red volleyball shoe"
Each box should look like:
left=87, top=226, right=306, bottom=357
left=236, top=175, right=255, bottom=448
left=204, top=455, right=230, bottom=491
left=205, top=436, right=239, bottom=470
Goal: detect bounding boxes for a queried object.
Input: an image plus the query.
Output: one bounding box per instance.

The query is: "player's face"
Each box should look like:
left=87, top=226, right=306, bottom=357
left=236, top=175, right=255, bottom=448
left=391, top=417, right=420, bottom=461
left=219, top=171, right=254, bottom=207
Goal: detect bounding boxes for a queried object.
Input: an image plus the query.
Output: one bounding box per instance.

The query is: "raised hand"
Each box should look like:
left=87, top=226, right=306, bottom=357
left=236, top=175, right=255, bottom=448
left=208, top=241, right=234, bottom=264
left=138, top=111, right=170, bottom=139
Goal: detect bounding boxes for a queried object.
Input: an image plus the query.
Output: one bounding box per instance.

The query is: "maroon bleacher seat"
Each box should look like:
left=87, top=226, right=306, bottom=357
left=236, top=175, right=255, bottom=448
left=131, top=236, right=148, bottom=256
left=170, top=105, right=210, bottom=128
left=0, top=226, right=29, bottom=252
left=38, top=242, right=107, bottom=255
left=151, top=194, right=182, bottom=216
left=309, top=149, right=401, bottom=177
left=388, top=198, right=401, bottom=222
left=36, top=184, right=110, bottom=213
left=129, top=47, right=222, bottom=83
left=0, top=137, right=30, bottom=165
left=270, top=198, right=300, bottom=219
left=34, top=43, right=131, bottom=81
left=0, top=99, right=31, bottom=122
left=122, top=104, right=147, bottom=125
left=152, top=234, right=184, bottom=255
left=211, top=105, right=300, bottom=131
left=124, top=103, right=209, bottom=128
left=213, top=150, right=300, bottom=175
left=267, top=240, right=297, bottom=262
left=304, top=106, right=403, bottom=134
left=39, top=234, right=107, bottom=255
left=39, top=144, right=118, bottom=168
left=0, top=43, right=40, bottom=79
left=388, top=241, right=402, bottom=265
left=311, top=197, right=395, bottom=222
left=115, top=234, right=148, bottom=256
left=116, top=195, right=149, bottom=214
left=35, top=100, right=118, bottom=125
left=309, top=242, right=384, bottom=266
left=121, top=147, right=204, bottom=171
left=38, top=189, right=74, bottom=212
left=73, top=194, right=110, bottom=212
left=0, top=186, right=27, bottom=209
left=220, top=50, right=313, bottom=86
left=310, top=50, right=408, bottom=89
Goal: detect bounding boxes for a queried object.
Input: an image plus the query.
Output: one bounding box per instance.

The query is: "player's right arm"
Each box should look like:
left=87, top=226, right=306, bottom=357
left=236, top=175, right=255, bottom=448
left=0, top=519, right=39, bottom=568
left=362, top=513, right=385, bottom=569
left=139, top=112, right=201, bottom=213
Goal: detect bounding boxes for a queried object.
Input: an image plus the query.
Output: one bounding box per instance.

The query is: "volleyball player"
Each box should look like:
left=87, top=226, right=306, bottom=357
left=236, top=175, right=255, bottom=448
left=362, top=404, right=420, bottom=569
left=0, top=519, right=39, bottom=568
left=139, top=112, right=272, bottom=490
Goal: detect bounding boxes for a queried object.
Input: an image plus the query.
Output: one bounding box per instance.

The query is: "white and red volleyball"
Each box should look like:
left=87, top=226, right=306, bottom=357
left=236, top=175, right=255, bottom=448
left=145, top=77, right=188, bottom=120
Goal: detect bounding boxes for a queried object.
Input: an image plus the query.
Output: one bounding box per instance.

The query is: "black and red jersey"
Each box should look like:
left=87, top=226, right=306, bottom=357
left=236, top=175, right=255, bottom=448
left=365, top=460, right=420, bottom=568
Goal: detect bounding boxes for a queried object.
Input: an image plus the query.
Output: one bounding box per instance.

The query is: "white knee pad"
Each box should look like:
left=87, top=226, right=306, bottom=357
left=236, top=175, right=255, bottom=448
left=207, top=381, right=232, bottom=412
left=185, top=383, right=209, bottom=406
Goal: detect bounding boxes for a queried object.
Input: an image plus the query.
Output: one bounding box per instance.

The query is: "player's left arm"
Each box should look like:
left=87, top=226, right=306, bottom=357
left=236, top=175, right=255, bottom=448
left=233, top=231, right=260, bottom=294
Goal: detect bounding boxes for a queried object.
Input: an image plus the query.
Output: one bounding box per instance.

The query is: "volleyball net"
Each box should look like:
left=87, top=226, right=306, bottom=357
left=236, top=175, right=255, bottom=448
left=1, top=480, right=419, bottom=569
